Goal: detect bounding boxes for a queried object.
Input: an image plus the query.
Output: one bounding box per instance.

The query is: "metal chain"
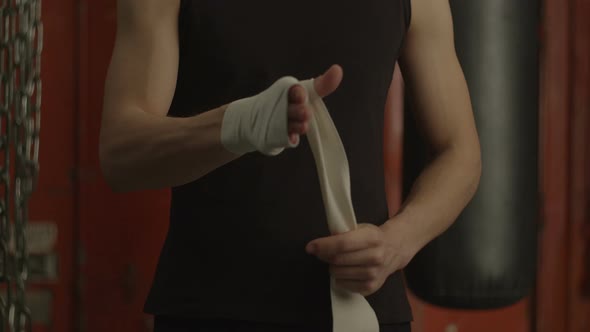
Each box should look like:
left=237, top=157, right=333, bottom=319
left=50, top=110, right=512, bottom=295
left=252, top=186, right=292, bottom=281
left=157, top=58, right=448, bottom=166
left=0, top=0, right=42, bottom=331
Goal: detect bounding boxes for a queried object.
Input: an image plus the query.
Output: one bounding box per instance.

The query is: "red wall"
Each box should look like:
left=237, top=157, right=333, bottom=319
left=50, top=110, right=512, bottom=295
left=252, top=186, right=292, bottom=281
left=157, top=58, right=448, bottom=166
left=536, top=0, right=590, bottom=331
left=28, top=1, right=78, bottom=331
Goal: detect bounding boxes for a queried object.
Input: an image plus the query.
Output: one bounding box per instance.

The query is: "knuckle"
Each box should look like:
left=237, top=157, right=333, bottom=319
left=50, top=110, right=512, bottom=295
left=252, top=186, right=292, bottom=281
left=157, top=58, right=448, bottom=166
left=303, top=106, right=311, bottom=118
left=300, top=106, right=308, bottom=116
left=299, top=87, right=308, bottom=99
left=363, top=281, right=376, bottom=293
left=367, top=267, right=380, bottom=280
left=370, top=251, right=384, bottom=265
left=289, top=87, right=303, bottom=102
left=371, top=233, right=384, bottom=247
left=301, top=122, right=309, bottom=132
left=334, top=239, right=346, bottom=252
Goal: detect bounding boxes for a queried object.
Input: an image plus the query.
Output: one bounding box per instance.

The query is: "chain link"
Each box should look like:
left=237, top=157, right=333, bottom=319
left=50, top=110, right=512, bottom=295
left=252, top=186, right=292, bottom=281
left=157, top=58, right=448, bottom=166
left=0, top=0, right=42, bottom=331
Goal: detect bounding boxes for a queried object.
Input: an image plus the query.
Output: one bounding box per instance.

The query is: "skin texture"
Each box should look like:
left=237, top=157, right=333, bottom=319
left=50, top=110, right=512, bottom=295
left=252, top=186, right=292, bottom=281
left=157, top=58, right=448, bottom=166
left=306, top=0, right=481, bottom=296
left=100, top=0, right=342, bottom=191
left=101, top=0, right=481, bottom=296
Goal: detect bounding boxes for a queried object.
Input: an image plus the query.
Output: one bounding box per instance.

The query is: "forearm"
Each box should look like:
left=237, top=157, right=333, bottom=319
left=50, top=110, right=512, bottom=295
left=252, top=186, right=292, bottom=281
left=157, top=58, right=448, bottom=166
left=99, top=104, right=238, bottom=192
left=382, top=144, right=481, bottom=257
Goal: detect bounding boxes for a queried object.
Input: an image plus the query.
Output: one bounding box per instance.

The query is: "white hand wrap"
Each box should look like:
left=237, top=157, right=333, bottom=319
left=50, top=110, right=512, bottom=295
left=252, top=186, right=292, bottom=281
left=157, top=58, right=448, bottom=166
left=222, top=75, right=380, bottom=332
left=220, top=76, right=302, bottom=156
left=299, top=79, right=380, bottom=332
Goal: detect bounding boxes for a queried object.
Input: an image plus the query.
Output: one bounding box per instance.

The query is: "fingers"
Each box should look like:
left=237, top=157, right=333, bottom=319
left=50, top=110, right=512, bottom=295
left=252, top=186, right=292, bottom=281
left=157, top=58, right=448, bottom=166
left=289, top=64, right=343, bottom=102
left=328, top=247, right=386, bottom=266
left=307, top=224, right=384, bottom=261
left=330, top=265, right=381, bottom=281
left=288, top=84, right=306, bottom=104
left=314, top=64, right=343, bottom=98
left=287, top=64, right=344, bottom=139
left=288, top=121, right=308, bottom=134
left=287, top=102, right=309, bottom=122
left=330, top=259, right=386, bottom=296
left=287, top=102, right=310, bottom=138
left=288, top=84, right=311, bottom=138
left=289, top=133, right=299, bottom=145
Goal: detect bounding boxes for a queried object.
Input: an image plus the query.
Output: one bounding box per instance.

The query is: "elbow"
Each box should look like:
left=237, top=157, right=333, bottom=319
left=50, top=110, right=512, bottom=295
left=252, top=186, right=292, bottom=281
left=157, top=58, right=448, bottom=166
left=99, top=140, right=132, bottom=193
left=466, top=142, right=482, bottom=200
left=441, top=138, right=482, bottom=200
left=471, top=152, right=482, bottom=196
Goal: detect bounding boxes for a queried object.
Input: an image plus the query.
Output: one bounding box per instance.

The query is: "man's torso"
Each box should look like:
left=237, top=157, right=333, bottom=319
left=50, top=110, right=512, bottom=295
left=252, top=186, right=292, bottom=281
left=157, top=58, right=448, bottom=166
left=145, top=0, right=413, bottom=326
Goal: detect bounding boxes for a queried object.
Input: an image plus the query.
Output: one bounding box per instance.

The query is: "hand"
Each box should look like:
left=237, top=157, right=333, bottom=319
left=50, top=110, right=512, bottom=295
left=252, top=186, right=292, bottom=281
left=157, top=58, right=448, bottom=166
left=305, top=222, right=414, bottom=296
left=287, top=64, right=343, bottom=144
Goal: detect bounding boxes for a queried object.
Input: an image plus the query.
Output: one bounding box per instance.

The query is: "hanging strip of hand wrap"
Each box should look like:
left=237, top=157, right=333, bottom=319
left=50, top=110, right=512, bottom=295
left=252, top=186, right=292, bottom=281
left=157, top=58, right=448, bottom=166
left=299, top=78, right=380, bottom=332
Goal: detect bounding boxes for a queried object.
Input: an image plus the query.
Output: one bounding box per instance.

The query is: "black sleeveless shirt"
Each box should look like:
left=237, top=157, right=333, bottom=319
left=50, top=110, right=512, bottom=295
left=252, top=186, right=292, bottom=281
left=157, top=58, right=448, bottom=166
left=144, top=0, right=413, bottom=326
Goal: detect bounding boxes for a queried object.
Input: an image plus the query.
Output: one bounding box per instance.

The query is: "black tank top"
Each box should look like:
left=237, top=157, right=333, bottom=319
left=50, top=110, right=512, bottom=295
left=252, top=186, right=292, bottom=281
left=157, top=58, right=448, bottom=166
left=144, top=0, right=413, bottom=326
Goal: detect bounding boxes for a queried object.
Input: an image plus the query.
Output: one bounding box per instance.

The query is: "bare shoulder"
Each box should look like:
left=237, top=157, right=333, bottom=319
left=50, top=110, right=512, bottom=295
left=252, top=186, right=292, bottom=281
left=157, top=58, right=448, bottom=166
left=405, top=0, right=454, bottom=44
left=104, top=0, right=182, bottom=118
left=399, top=0, right=475, bottom=153
left=400, top=0, right=457, bottom=75
left=116, top=0, right=180, bottom=30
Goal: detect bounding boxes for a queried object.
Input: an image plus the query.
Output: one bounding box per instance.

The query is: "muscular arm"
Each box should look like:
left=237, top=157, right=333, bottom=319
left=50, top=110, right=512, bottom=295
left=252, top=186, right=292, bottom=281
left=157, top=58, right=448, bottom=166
left=100, top=0, right=237, bottom=192
left=383, top=0, right=482, bottom=259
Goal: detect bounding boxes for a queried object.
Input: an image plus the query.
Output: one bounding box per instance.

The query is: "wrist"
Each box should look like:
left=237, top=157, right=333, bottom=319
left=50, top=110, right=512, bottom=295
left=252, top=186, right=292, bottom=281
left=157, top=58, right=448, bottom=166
left=381, top=213, right=423, bottom=269
left=219, top=76, right=300, bottom=156
left=220, top=98, right=256, bottom=155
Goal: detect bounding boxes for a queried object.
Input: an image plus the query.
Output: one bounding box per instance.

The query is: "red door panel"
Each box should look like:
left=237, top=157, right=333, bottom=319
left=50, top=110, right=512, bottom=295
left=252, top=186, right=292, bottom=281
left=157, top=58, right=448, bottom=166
left=568, top=0, right=590, bottom=330
left=26, top=0, right=78, bottom=331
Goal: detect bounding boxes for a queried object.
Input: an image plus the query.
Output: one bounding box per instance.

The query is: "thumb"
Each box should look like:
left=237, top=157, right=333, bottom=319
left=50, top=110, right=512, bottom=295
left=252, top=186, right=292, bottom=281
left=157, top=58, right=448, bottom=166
left=314, top=64, right=343, bottom=98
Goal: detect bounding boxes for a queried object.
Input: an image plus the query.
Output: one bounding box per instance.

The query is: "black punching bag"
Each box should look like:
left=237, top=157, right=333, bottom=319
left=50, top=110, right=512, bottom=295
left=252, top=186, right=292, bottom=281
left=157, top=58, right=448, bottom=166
left=402, top=0, right=539, bottom=309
